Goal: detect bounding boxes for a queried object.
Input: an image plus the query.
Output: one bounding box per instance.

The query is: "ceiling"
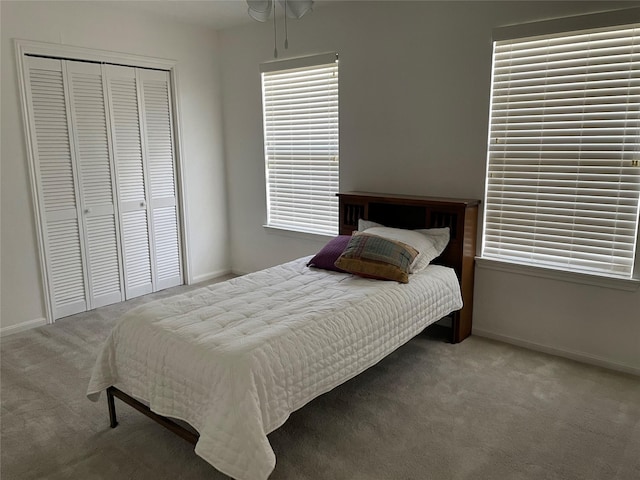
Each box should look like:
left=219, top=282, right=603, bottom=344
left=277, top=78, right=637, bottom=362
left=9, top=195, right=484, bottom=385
left=99, top=0, right=333, bottom=31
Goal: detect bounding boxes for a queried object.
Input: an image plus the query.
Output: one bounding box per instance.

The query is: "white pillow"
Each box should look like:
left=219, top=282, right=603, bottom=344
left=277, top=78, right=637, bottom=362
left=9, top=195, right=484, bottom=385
left=361, top=226, right=450, bottom=273
left=414, top=227, right=450, bottom=271
left=358, top=219, right=384, bottom=231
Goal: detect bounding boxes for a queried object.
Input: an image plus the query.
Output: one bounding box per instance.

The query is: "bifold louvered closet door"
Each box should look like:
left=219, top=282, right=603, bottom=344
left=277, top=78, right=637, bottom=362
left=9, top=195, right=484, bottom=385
left=105, top=65, right=182, bottom=297
left=25, top=57, right=90, bottom=318
left=138, top=69, right=182, bottom=290
left=23, top=56, right=182, bottom=321
left=67, top=61, right=125, bottom=310
left=105, top=65, right=154, bottom=299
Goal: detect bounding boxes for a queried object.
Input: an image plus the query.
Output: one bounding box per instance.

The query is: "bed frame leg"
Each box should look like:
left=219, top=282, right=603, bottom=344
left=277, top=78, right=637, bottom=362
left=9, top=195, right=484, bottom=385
left=451, top=312, right=461, bottom=344
left=107, top=386, right=118, bottom=428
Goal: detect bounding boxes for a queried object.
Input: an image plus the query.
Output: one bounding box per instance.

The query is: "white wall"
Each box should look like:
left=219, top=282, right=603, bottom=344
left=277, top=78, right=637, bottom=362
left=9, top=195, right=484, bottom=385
left=219, top=1, right=640, bottom=373
left=0, top=1, right=229, bottom=332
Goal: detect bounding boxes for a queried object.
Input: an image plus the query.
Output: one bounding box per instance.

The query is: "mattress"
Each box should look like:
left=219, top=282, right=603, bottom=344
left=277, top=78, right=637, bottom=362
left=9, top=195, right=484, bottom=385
left=87, top=256, right=462, bottom=480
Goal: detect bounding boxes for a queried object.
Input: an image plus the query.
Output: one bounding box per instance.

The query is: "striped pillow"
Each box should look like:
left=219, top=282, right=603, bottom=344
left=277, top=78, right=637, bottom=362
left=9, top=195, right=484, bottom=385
left=334, top=233, right=419, bottom=283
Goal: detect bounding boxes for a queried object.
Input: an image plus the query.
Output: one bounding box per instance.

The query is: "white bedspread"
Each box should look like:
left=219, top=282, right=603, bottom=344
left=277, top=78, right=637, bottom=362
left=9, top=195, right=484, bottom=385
left=87, top=257, right=462, bottom=480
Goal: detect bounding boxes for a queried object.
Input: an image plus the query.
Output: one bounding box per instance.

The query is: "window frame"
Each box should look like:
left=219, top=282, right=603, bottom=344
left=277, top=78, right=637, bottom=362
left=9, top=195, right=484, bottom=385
left=259, top=52, right=339, bottom=237
left=480, top=8, right=640, bottom=286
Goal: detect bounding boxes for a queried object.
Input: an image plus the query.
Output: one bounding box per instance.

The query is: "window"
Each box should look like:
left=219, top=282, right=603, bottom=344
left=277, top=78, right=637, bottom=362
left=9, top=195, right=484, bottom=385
left=482, top=18, right=640, bottom=279
left=260, top=53, right=339, bottom=236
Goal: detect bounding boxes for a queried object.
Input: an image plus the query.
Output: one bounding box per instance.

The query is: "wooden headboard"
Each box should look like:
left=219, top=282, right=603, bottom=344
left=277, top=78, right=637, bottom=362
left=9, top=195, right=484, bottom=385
left=337, top=192, right=480, bottom=343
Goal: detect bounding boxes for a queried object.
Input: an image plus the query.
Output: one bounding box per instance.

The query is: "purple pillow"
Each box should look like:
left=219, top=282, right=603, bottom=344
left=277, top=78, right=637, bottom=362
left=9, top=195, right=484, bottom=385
left=307, top=235, right=351, bottom=272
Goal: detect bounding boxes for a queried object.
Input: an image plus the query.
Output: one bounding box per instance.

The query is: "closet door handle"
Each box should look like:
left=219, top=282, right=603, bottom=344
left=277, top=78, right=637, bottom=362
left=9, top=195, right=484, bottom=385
left=140, top=201, right=146, bottom=208
left=84, top=207, right=92, bottom=214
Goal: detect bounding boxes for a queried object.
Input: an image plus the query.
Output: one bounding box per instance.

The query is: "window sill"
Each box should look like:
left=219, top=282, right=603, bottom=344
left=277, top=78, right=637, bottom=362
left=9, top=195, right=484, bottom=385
left=263, top=225, right=335, bottom=242
left=475, top=257, right=640, bottom=292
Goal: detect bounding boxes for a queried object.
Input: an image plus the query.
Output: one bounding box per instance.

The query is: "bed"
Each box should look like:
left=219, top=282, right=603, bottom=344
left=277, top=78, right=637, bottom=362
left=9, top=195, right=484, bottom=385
left=87, top=192, right=479, bottom=480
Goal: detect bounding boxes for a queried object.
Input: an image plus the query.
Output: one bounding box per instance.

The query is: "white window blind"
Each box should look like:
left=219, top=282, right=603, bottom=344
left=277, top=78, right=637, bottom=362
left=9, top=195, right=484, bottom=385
left=261, top=53, right=339, bottom=236
left=483, top=23, right=640, bottom=278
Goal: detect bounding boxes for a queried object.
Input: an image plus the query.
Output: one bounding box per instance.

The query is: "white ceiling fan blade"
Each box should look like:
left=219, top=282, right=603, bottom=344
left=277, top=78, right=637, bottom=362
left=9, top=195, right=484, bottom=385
left=247, top=0, right=273, bottom=22
left=278, top=0, right=313, bottom=19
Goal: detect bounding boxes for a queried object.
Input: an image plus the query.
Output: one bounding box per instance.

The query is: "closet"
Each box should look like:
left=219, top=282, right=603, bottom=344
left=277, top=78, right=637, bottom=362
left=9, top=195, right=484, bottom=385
left=23, top=55, right=183, bottom=320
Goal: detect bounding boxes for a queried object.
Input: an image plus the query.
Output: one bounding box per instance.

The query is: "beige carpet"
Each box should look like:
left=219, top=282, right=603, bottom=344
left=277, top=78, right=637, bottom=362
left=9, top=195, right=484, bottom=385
left=2, top=278, right=639, bottom=480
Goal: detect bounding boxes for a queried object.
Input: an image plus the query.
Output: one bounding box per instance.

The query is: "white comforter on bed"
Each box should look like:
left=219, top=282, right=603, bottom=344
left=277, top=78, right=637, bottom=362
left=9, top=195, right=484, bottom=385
left=87, top=257, right=462, bottom=480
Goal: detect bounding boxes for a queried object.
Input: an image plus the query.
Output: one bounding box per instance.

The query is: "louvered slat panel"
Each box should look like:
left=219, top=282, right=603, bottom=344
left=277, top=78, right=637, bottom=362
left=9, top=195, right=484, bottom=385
left=121, top=210, right=152, bottom=293
left=153, top=206, right=181, bottom=284
left=84, top=215, right=121, bottom=296
left=30, top=68, right=76, bottom=212
left=47, top=219, right=86, bottom=313
left=108, top=75, right=145, bottom=203
left=142, top=76, right=176, bottom=199
left=69, top=68, right=113, bottom=207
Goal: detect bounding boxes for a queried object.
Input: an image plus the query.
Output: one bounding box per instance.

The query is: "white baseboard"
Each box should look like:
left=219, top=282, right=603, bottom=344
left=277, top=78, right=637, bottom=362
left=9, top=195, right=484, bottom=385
left=1, top=317, right=47, bottom=337
left=190, top=268, right=233, bottom=284
left=473, top=328, right=640, bottom=377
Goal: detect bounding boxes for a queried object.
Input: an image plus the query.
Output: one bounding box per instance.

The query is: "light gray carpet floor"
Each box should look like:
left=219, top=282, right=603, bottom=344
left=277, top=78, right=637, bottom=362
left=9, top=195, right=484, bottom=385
left=1, top=278, right=639, bottom=480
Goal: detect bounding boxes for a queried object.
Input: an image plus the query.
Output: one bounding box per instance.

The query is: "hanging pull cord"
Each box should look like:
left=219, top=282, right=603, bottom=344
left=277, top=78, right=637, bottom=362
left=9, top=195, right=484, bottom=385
left=273, top=3, right=278, bottom=58
left=284, top=0, right=289, bottom=49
